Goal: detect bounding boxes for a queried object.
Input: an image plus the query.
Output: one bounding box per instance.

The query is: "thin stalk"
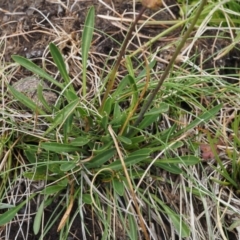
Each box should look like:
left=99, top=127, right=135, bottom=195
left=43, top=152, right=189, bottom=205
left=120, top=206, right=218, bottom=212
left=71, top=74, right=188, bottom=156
left=99, top=6, right=147, bottom=113
left=119, top=55, right=150, bottom=136
left=108, top=126, right=150, bottom=240
left=131, top=0, right=208, bottom=131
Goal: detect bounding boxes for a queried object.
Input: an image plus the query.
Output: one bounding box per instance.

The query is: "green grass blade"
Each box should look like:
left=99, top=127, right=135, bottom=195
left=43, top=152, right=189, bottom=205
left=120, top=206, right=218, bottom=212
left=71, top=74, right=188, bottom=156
left=133, top=103, right=169, bottom=133
left=60, top=162, right=76, bottom=171
left=82, top=6, right=95, bottom=96
left=44, top=98, right=79, bottom=135
left=85, top=148, right=116, bottom=169
left=49, top=43, right=75, bottom=93
left=8, top=85, right=47, bottom=115
left=112, top=177, right=125, bottom=196
left=44, top=185, right=65, bottom=195
left=11, top=55, right=63, bottom=88
left=0, top=202, right=27, bottom=226
left=162, top=203, right=190, bottom=238
left=40, top=142, right=81, bottom=153
left=176, top=104, right=223, bottom=136
left=36, top=84, right=54, bottom=112
left=155, top=156, right=200, bottom=165
left=154, top=195, right=190, bottom=238
left=33, top=199, right=45, bottom=235
left=107, top=148, right=151, bottom=171
left=0, top=194, right=36, bottom=225
left=112, top=75, right=132, bottom=98
left=128, top=74, right=138, bottom=107
left=128, top=214, right=138, bottom=240
left=155, top=163, right=182, bottom=174
left=70, top=137, right=90, bottom=146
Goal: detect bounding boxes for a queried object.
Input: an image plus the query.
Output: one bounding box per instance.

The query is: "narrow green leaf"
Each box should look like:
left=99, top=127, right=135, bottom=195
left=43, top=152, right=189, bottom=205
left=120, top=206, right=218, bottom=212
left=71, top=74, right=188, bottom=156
left=37, top=83, right=53, bottom=112
left=24, top=171, right=56, bottom=181
left=64, top=89, right=79, bottom=102
left=82, top=194, right=92, bottom=204
left=60, top=162, right=76, bottom=171
left=154, top=156, right=200, bottom=165
left=118, top=136, right=132, bottom=145
left=125, top=149, right=151, bottom=163
left=8, top=85, right=46, bottom=115
left=100, top=115, right=108, bottom=130
left=128, top=74, right=138, bottom=107
left=128, top=214, right=138, bottom=240
left=112, top=75, right=132, bottom=98
left=163, top=204, right=190, bottom=237
left=63, top=113, right=74, bottom=142
left=111, top=103, right=122, bottom=125
left=144, top=103, right=169, bottom=116
left=112, top=178, right=125, bottom=196
left=210, top=177, right=231, bottom=186
left=57, top=178, right=68, bottom=187
left=177, top=104, right=223, bottom=136
left=0, top=203, right=15, bottom=210
left=0, top=194, right=36, bottom=225
left=33, top=199, right=45, bottom=235
left=228, top=219, right=240, bottom=231
left=138, top=113, right=159, bottom=130
left=113, top=103, right=121, bottom=116
left=125, top=56, right=135, bottom=77
left=108, top=149, right=151, bottom=170
left=154, top=163, right=182, bottom=174
left=44, top=98, right=79, bottom=135
left=102, top=97, right=113, bottom=115
left=48, top=162, right=62, bottom=174
left=135, top=104, right=168, bottom=132
left=94, top=141, right=113, bottom=153
left=82, top=6, right=95, bottom=96
left=24, top=149, right=37, bottom=164
left=130, top=136, right=145, bottom=144
left=44, top=185, right=65, bottom=195
left=40, top=142, right=80, bottom=153
left=108, top=156, right=151, bottom=171
left=11, top=55, right=63, bottom=88
left=33, top=197, right=52, bottom=235
left=154, top=196, right=190, bottom=238
left=136, top=60, right=156, bottom=81
left=0, top=202, right=26, bottom=225
left=211, top=165, right=237, bottom=187
left=71, top=137, right=90, bottom=146
left=49, top=43, right=75, bottom=93
left=151, top=141, right=184, bottom=152
left=128, top=148, right=152, bottom=157
left=85, top=148, right=116, bottom=168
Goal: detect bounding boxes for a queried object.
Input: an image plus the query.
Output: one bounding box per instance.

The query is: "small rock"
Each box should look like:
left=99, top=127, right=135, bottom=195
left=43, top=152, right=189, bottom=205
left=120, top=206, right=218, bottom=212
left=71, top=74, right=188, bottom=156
left=12, top=75, right=57, bottom=110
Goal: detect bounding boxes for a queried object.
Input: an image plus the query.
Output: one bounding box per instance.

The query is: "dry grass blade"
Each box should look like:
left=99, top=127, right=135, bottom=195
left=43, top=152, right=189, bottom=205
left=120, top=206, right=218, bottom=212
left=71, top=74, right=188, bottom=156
left=57, top=181, right=75, bottom=232
left=108, top=125, right=150, bottom=240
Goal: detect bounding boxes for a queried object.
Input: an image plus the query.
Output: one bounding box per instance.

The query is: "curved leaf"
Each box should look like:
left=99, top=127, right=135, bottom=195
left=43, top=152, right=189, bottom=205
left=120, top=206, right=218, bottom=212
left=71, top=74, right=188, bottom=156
left=49, top=43, right=74, bottom=93
left=82, top=6, right=95, bottom=96
left=11, top=55, right=63, bottom=88
left=40, top=142, right=80, bottom=153
left=85, top=148, right=116, bottom=169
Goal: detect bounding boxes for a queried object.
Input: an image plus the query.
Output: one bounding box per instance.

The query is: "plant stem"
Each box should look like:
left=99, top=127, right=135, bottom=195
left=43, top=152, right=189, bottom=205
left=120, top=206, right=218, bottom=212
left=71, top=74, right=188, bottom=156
left=131, top=0, right=208, bottom=130
left=108, top=125, right=150, bottom=240
left=99, top=6, right=147, bottom=113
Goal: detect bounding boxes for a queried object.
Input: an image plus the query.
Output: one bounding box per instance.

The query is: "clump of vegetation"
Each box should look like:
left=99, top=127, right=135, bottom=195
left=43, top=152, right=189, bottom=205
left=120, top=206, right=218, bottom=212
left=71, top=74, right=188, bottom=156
left=1, top=0, right=240, bottom=239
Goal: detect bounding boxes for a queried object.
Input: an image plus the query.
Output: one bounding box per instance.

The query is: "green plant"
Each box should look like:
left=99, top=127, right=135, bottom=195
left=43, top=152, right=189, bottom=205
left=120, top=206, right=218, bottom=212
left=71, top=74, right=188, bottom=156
left=178, top=0, right=240, bottom=27
left=2, top=0, right=239, bottom=239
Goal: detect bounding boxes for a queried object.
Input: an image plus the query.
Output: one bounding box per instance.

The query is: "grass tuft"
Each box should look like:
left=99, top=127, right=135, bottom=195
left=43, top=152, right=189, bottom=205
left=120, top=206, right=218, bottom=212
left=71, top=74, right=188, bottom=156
left=1, top=0, right=240, bottom=239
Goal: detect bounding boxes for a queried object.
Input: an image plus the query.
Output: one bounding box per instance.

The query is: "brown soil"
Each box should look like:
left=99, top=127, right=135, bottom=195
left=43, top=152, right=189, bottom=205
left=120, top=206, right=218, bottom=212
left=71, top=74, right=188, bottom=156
left=1, top=0, right=240, bottom=240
